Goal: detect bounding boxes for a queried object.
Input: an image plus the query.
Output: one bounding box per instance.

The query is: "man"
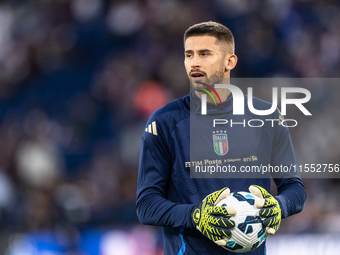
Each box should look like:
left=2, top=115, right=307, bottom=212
left=136, top=21, right=306, bottom=255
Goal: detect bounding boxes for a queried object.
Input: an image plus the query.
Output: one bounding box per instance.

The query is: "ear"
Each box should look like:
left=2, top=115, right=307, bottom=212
left=224, top=54, right=238, bottom=72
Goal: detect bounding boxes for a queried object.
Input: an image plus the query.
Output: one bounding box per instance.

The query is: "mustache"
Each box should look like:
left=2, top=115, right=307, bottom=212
left=189, top=70, right=207, bottom=76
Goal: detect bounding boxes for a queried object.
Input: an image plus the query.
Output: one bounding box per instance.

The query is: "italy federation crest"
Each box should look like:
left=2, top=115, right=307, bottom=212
left=213, top=131, right=228, bottom=156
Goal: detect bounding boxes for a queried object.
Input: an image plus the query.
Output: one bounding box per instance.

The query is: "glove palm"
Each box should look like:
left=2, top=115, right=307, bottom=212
left=249, top=185, right=281, bottom=235
left=191, top=187, right=236, bottom=246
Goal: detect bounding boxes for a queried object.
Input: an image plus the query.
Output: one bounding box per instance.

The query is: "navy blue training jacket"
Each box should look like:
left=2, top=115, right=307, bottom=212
left=136, top=91, right=306, bottom=255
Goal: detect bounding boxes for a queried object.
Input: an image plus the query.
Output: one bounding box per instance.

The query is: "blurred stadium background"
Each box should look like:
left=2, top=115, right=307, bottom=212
left=0, top=0, right=339, bottom=254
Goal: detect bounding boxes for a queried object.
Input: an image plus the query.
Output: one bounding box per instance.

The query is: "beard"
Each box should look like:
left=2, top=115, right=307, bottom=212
left=190, top=64, right=225, bottom=92
left=209, top=68, right=225, bottom=84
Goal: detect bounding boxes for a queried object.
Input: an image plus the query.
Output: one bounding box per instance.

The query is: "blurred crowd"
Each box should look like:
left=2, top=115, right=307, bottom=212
left=0, top=0, right=339, bottom=254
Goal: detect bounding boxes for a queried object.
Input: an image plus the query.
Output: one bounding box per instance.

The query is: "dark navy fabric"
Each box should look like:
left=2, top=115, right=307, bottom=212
left=136, top=91, right=306, bottom=255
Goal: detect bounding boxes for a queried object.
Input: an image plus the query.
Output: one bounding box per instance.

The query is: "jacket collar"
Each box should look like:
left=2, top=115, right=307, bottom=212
left=189, top=90, right=233, bottom=115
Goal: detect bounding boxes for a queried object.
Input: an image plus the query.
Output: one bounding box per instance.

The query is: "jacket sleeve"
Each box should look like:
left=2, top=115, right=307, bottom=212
left=274, top=177, right=306, bottom=219
left=136, top=117, right=194, bottom=228
left=271, top=109, right=307, bottom=218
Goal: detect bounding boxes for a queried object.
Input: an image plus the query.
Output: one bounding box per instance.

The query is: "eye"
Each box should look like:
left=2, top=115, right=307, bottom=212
left=185, top=53, right=193, bottom=58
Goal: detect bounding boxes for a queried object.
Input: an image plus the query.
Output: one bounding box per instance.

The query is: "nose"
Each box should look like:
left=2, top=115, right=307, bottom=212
left=191, top=54, right=201, bottom=68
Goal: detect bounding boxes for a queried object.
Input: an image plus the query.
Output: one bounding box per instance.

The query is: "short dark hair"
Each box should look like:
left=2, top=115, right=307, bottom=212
left=184, top=21, right=235, bottom=53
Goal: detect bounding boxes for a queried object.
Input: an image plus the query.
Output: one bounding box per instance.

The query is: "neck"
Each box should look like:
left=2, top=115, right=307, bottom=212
left=194, top=77, right=231, bottom=103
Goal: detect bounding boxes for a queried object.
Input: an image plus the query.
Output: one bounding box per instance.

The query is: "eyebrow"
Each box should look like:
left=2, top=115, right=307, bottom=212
left=184, top=49, right=214, bottom=54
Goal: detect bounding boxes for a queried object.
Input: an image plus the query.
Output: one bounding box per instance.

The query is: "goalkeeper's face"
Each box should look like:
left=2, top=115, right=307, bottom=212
left=184, top=35, right=234, bottom=91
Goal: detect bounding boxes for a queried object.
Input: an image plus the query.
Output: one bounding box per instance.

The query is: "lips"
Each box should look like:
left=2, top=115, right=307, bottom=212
left=190, top=71, right=206, bottom=79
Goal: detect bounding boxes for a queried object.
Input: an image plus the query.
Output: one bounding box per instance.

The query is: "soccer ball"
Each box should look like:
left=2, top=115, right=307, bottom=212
left=216, top=191, right=267, bottom=253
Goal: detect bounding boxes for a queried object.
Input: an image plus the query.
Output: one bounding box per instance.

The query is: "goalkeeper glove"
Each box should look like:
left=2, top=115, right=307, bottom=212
left=249, top=185, right=281, bottom=235
left=191, top=187, right=236, bottom=246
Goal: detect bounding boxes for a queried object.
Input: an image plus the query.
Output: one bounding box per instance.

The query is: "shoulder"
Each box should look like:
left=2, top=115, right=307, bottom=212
left=143, top=94, right=190, bottom=141
left=148, top=94, right=190, bottom=127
